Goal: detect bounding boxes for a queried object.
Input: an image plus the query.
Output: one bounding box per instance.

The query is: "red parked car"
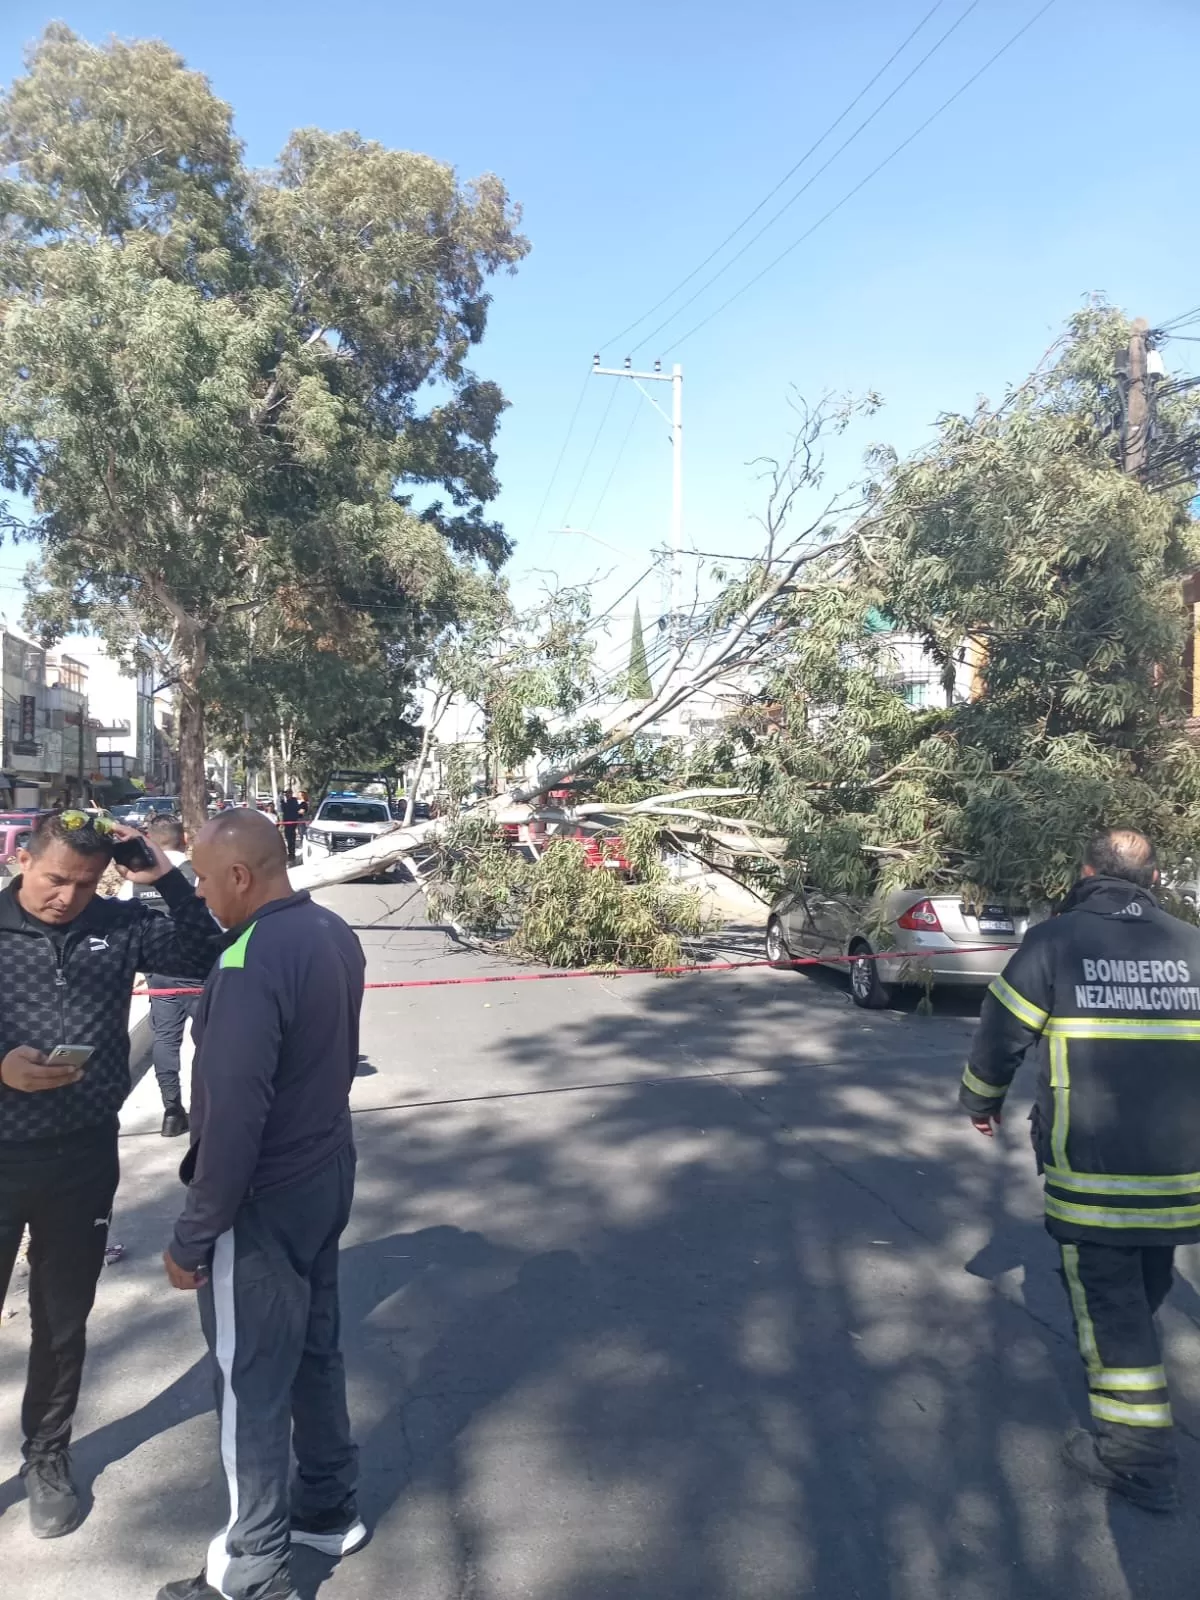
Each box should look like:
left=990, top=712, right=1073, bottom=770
left=542, top=826, right=632, bottom=875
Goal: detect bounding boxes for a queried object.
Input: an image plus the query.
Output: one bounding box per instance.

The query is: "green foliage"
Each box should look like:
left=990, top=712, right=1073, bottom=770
left=742, top=304, right=1200, bottom=906
left=430, top=815, right=708, bottom=968
left=427, top=817, right=524, bottom=935
left=0, top=25, right=527, bottom=823
left=421, top=578, right=599, bottom=788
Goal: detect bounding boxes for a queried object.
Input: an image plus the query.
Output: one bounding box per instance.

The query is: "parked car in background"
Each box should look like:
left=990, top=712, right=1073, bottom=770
left=302, top=794, right=398, bottom=871
left=0, top=810, right=51, bottom=880
left=528, top=823, right=633, bottom=875
left=119, top=795, right=181, bottom=827
left=766, top=883, right=1029, bottom=1008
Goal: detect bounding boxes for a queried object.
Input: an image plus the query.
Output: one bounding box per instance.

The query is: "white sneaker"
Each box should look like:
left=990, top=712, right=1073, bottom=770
left=290, top=1504, right=368, bottom=1557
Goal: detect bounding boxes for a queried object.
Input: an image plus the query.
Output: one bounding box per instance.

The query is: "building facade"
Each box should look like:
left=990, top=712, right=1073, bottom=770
left=0, top=629, right=101, bottom=806
left=63, top=638, right=179, bottom=796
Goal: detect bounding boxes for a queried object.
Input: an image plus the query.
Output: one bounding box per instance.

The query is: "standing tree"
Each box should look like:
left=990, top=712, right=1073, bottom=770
left=0, top=25, right=526, bottom=829
left=627, top=601, right=653, bottom=699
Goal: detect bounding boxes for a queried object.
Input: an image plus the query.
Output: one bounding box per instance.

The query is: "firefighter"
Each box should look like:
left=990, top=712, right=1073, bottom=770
left=960, top=826, right=1200, bottom=1513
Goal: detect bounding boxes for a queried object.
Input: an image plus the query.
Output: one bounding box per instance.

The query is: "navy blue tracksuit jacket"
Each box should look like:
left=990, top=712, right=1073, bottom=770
left=171, top=890, right=366, bottom=1273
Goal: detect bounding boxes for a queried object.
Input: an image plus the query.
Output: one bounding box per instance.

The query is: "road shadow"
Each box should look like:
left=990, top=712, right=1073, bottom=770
left=6, top=963, right=1199, bottom=1598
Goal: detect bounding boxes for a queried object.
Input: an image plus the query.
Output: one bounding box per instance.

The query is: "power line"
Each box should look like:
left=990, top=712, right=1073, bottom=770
left=663, top=0, right=1059, bottom=355
left=629, top=0, right=986, bottom=356
left=556, top=378, right=621, bottom=533
left=1156, top=305, right=1200, bottom=334
left=527, top=367, right=592, bottom=546
left=585, top=388, right=642, bottom=530
left=598, top=0, right=955, bottom=354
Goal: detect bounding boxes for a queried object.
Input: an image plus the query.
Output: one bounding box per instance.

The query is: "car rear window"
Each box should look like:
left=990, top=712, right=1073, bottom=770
left=319, top=802, right=390, bottom=823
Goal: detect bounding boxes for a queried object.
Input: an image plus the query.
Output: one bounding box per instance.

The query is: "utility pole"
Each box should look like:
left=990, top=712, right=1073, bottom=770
left=1122, top=318, right=1152, bottom=477
left=591, top=356, right=683, bottom=626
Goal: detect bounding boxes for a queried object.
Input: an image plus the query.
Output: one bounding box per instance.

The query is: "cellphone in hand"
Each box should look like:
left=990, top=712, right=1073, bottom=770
left=111, top=834, right=158, bottom=872
left=48, top=1045, right=94, bottom=1072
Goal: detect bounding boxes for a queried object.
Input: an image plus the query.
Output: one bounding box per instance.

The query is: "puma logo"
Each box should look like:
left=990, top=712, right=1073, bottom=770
left=89, top=936, right=109, bottom=951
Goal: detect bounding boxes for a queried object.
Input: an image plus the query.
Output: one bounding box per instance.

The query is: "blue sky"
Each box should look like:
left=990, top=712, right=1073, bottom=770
left=3, top=0, right=1200, bottom=658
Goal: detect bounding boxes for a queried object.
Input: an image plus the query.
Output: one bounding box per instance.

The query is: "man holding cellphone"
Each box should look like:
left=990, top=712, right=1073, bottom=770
left=0, top=809, right=221, bottom=1539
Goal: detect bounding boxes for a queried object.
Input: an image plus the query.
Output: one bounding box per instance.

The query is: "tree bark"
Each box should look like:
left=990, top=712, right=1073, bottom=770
left=405, top=686, right=450, bottom=823
left=177, top=675, right=208, bottom=836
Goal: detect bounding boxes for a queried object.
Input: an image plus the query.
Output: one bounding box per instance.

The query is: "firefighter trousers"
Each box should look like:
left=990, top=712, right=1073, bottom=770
left=1059, top=1240, right=1177, bottom=1489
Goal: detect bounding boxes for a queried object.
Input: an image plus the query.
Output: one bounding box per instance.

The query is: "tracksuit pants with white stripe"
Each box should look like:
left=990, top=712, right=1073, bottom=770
left=198, top=1145, right=357, bottom=1600
left=1059, top=1239, right=1177, bottom=1491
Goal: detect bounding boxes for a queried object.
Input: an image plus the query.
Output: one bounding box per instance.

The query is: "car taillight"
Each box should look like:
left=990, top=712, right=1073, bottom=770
left=898, top=898, right=944, bottom=932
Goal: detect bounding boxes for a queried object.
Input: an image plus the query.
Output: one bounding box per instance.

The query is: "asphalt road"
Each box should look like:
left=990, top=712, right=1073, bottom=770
left=3, top=880, right=1200, bottom=1600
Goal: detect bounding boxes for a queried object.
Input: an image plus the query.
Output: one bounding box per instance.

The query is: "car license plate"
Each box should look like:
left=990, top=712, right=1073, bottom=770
left=978, top=904, right=1014, bottom=934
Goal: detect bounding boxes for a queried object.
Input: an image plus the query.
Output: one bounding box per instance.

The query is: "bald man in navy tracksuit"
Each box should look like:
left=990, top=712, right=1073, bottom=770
left=156, top=812, right=367, bottom=1600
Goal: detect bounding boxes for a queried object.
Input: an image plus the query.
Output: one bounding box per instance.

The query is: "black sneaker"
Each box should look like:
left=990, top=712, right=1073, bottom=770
left=157, top=1573, right=300, bottom=1600
left=161, top=1103, right=189, bottom=1138
left=291, top=1498, right=369, bottom=1556
left=157, top=1578, right=223, bottom=1600
left=21, top=1451, right=81, bottom=1539
left=1062, top=1428, right=1179, bottom=1513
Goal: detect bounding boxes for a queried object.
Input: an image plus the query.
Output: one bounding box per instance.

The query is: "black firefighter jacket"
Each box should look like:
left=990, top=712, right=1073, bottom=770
left=960, top=875, right=1200, bottom=1247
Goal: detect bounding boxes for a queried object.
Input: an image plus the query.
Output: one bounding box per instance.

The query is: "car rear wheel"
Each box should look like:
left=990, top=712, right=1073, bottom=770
left=849, top=939, right=893, bottom=1009
left=766, top=916, right=791, bottom=970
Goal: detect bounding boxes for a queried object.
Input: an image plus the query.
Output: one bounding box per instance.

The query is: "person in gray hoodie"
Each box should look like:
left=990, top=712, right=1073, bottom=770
left=157, top=809, right=367, bottom=1600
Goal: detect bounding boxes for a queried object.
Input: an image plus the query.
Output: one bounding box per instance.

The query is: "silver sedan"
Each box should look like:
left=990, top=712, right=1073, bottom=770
left=765, top=886, right=1028, bottom=1008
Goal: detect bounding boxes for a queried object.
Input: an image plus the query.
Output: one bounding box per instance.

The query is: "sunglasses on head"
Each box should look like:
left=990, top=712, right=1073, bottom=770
left=55, top=810, right=157, bottom=870
left=59, top=810, right=116, bottom=836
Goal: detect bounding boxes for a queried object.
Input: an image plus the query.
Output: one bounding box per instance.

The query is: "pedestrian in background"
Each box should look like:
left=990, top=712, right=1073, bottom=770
left=279, top=789, right=303, bottom=866
left=118, top=815, right=204, bottom=1137
left=961, top=826, right=1200, bottom=1513
left=0, top=811, right=220, bottom=1538
left=158, top=809, right=366, bottom=1600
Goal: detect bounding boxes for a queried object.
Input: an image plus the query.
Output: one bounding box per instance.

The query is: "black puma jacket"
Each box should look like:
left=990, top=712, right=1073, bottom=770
left=960, top=876, right=1200, bottom=1246
left=0, top=870, right=221, bottom=1144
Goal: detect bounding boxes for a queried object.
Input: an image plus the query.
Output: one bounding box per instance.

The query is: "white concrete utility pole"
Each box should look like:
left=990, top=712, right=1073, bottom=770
left=591, top=356, right=683, bottom=626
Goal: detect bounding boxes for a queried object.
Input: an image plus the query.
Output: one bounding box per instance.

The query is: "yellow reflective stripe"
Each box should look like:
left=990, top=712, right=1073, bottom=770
left=1061, top=1244, right=1099, bottom=1372
left=1090, top=1394, right=1173, bottom=1428
left=1046, top=1165, right=1200, bottom=1197
left=961, top=1064, right=1007, bottom=1100
left=1049, top=1035, right=1070, bottom=1172
left=989, top=974, right=1049, bottom=1031
left=1047, top=1195, right=1200, bottom=1230
left=1045, top=1017, right=1200, bottom=1041
left=1090, top=1366, right=1167, bottom=1393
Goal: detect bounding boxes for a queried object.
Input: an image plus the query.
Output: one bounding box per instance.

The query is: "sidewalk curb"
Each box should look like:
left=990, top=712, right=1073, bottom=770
left=128, top=991, right=152, bottom=1087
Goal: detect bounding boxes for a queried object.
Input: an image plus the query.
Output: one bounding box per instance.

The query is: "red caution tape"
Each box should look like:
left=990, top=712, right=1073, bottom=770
left=133, top=943, right=1019, bottom=998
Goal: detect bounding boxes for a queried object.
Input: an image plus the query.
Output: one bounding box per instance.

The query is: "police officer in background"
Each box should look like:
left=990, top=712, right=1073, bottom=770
left=961, top=826, right=1200, bottom=1513
left=118, top=815, right=201, bottom=1137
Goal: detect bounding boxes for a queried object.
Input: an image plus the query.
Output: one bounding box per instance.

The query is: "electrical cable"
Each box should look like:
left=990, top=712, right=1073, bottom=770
left=555, top=379, right=621, bottom=535
left=662, top=0, right=1059, bottom=356
left=527, top=366, right=592, bottom=547
left=598, top=0, right=955, bottom=353
left=631, top=0, right=988, bottom=355
left=1157, top=305, right=1200, bottom=333
left=585, top=389, right=643, bottom=532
